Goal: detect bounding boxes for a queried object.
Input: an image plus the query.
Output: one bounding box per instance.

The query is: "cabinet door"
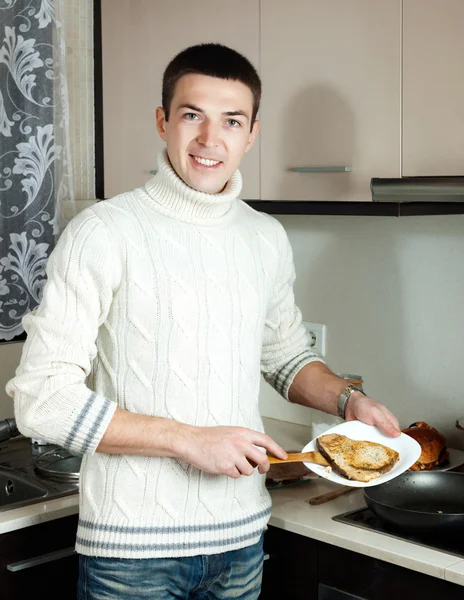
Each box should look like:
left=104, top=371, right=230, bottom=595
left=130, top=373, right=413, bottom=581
left=101, top=0, right=260, bottom=200
left=403, top=0, right=464, bottom=176
left=0, top=514, right=78, bottom=600
left=260, top=526, right=317, bottom=599
left=260, top=1, right=401, bottom=202
left=318, top=540, right=464, bottom=600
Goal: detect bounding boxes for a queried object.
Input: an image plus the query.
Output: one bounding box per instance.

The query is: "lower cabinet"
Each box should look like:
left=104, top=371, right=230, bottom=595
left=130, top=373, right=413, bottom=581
left=262, top=526, right=464, bottom=600
left=3, top=518, right=463, bottom=599
left=317, top=541, right=464, bottom=600
left=0, top=514, right=79, bottom=600
left=261, top=525, right=318, bottom=599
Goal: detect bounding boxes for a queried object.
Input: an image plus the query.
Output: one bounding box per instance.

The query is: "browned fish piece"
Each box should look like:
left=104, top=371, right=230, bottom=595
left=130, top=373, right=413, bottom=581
left=316, top=433, right=400, bottom=482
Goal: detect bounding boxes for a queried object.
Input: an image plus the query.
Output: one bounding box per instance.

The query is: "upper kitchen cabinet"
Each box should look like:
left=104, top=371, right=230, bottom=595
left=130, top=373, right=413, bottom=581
left=259, top=0, right=401, bottom=202
left=402, top=0, right=464, bottom=177
left=100, top=0, right=260, bottom=199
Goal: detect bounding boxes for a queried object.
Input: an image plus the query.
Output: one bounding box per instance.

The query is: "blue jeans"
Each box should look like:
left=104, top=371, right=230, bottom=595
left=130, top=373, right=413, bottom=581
left=77, top=536, right=264, bottom=599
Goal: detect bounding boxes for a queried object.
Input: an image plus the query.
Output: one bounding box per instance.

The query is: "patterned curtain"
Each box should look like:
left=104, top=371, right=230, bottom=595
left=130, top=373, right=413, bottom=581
left=0, top=0, right=74, bottom=343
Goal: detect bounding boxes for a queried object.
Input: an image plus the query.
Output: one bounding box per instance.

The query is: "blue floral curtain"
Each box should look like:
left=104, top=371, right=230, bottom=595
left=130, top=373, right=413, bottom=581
left=0, top=0, right=74, bottom=342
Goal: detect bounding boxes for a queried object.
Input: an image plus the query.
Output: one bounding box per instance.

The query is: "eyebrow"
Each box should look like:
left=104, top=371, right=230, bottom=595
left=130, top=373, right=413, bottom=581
left=177, top=103, right=250, bottom=121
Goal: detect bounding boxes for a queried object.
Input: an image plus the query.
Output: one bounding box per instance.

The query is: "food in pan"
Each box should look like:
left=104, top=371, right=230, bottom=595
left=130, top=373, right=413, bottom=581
left=402, top=421, right=449, bottom=470
left=316, top=433, right=400, bottom=482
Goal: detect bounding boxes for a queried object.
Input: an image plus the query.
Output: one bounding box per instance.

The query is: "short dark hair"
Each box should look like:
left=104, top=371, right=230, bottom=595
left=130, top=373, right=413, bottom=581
left=162, top=43, right=261, bottom=129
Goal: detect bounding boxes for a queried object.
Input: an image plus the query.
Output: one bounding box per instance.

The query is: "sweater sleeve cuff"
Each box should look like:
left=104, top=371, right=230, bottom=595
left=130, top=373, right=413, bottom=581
left=263, top=351, right=325, bottom=401
left=59, top=391, right=117, bottom=455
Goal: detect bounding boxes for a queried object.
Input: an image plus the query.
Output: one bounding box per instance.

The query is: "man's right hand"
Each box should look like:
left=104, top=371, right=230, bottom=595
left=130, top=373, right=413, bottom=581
left=96, top=409, right=287, bottom=478
left=179, top=425, right=288, bottom=479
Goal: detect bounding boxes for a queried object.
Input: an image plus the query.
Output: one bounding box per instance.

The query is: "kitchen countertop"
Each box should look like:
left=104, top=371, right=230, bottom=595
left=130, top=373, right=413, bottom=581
left=265, top=417, right=464, bottom=587
left=0, top=493, right=79, bottom=534
left=269, top=479, right=464, bottom=585
left=0, top=436, right=79, bottom=535
left=1, top=418, right=464, bottom=587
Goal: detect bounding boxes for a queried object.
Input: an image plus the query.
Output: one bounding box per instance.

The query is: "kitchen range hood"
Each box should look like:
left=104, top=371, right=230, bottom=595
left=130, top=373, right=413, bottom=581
left=371, top=176, right=464, bottom=203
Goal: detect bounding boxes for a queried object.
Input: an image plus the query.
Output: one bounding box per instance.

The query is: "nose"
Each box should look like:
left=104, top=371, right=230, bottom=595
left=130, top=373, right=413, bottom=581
left=197, top=120, right=220, bottom=148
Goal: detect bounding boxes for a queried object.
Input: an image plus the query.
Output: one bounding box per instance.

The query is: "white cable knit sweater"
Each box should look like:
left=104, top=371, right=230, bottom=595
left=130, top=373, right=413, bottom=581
left=6, top=151, right=322, bottom=559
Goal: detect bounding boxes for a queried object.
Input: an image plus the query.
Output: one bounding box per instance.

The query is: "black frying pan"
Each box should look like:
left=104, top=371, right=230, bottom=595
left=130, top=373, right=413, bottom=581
left=363, top=471, right=464, bottom=533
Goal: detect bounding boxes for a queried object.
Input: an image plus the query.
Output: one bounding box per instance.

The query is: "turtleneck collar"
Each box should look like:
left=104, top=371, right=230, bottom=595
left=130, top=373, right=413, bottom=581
left=142, top=150, right=242, bottom=225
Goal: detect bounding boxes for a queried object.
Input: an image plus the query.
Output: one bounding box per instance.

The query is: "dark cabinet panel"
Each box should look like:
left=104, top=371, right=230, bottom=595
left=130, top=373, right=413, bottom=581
left=262, top=527, right=464, bottom=600
left=261, top=525, right=318, bottom=599
left=0, top=514, right=79, bottom=600
left=318, top=540, right=464, bottom=600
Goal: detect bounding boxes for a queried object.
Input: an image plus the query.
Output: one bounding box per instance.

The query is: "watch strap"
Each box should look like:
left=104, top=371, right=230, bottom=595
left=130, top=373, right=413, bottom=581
left=337, top=384, right=365, bottom=420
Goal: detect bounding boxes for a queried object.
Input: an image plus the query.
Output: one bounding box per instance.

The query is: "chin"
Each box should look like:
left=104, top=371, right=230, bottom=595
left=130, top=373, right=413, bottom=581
left=198, top=183, right=226, bottom=194
left=189, top=177, right=228, bottom=195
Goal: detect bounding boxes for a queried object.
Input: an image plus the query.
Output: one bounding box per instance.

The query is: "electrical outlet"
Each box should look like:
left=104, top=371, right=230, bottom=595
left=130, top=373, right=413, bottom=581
left=302, top=322, right=327, bottom=357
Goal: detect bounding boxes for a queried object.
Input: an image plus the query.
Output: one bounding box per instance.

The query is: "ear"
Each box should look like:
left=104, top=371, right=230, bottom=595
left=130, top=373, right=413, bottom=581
left=245, top=119, right=260, bottom=153
left=156, top=106, right=168, bottom=141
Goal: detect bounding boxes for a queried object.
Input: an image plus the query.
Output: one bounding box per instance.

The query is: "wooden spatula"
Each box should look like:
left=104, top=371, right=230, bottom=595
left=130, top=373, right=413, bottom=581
left=268, top=451, right=329, bottom=466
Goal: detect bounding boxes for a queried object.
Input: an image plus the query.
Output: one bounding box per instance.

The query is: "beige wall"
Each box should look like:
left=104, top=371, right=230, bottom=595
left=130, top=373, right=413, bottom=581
left=0, top=344, right=24, bottom=419
left=260, top=214, right=464, bottom=450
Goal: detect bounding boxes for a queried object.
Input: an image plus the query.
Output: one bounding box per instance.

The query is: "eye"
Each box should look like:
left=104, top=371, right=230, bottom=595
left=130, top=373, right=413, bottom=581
left=183, top=113, right=200, bottom=120
left=226, top=119, right=241, bottom=128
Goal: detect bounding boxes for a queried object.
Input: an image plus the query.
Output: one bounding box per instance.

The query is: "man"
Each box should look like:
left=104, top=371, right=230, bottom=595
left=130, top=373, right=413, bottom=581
left=6, top=44, right=400, bottom=599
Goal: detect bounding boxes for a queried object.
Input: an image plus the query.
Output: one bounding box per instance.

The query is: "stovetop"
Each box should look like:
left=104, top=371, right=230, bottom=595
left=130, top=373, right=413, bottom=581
left=0, top=437, right=79, bottom=511
left=333, top=507, right=464, bottom=559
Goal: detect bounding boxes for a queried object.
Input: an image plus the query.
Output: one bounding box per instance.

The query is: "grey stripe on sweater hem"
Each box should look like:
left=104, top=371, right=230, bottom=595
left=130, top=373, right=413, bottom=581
left=76, top=529, right=264, bottom=553
left=64, top=393, right=111, bottom=454
left=78, top=507, right=271, bottom=535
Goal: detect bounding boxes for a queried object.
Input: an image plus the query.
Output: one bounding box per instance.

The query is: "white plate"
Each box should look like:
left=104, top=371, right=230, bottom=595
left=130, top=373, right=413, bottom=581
left=302, top=420, right=421, bottom=488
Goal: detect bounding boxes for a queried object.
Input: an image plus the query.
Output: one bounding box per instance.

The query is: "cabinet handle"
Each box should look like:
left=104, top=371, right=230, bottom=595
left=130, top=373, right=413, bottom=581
left=290, top=166, right=352, bottom=172
left=7, top=547, right=76, bottom=572
left=149, top=170, right=158, bottom=175
left=263, top=553, right=270, bottom=561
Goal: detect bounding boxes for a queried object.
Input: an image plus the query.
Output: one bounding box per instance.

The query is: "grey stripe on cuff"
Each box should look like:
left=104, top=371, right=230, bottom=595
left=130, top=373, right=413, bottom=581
left=279, top=354, right=317, bottom=397
left=81, top=398, right=112, bottom=454
left=64, top=393, right=112, bottom=454
left=265, top=350, right=318, bottom=397
left=64, top=392, right=98, bottom=451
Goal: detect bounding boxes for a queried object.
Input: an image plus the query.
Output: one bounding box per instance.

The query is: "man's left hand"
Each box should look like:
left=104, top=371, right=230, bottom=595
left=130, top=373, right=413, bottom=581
left=345, top=392, right=401, bottom=437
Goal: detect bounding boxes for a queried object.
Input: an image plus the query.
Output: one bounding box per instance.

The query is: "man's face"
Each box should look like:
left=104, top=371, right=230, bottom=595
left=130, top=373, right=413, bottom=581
left=156, top=74, right=259, bottom=194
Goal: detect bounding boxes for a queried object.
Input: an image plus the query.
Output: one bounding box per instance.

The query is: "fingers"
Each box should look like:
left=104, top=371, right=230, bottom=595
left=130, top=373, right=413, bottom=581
left=350, top=395, right=401, bottom=438
left=236, top=457, right=256, bottom=477
left=227, top=466, right=242, bottom=479
left=379, top=406, right=401, bottom=437
left=246, top=446, right=272, bottom=474
left=229, top=434, right=285, bottom=478
left=373, top=405, right=401, bottom=437
left=250, top=432, right=287, bottom=461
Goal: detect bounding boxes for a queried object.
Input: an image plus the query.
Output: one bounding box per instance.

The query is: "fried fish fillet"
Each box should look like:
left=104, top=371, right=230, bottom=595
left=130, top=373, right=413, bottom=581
left=316, top=433, right=400, bottom=482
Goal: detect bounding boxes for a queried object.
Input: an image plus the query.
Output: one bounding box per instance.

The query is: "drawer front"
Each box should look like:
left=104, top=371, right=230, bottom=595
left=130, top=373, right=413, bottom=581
left=0, top=514, right=79, bottom=600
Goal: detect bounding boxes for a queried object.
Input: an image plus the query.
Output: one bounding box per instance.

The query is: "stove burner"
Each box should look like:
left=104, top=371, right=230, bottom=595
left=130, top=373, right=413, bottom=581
left=333, top=508, right=464, bottom=559
left=34, top=448, right=81, bottom=482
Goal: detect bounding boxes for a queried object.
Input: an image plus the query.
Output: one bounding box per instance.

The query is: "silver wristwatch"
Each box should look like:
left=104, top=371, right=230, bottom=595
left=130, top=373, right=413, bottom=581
left=337, top=384, right=365, bottom=420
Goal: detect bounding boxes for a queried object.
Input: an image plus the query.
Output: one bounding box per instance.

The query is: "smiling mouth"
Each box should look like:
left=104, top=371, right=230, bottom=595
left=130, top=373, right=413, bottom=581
left=190, top=155, right=222, bottom=168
